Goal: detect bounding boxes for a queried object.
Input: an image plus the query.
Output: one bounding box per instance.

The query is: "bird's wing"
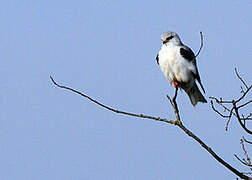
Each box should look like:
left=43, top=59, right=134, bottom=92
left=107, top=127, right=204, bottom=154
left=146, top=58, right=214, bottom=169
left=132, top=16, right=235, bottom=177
left=156, top=54, right=159, bottom=65
left=180, top=46, right=195, bottom=62
left=180, top=46, right=206, bottom=93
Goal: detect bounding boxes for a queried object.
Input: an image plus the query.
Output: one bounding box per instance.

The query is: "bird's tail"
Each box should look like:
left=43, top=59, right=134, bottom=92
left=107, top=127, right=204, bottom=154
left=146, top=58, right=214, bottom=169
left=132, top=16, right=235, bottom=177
left=185, top=82, right=207, bottom=106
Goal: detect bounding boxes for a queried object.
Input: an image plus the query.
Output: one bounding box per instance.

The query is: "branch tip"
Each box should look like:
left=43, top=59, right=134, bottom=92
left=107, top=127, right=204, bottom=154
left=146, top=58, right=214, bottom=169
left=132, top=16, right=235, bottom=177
left=195, top=31, right=204, bottom=58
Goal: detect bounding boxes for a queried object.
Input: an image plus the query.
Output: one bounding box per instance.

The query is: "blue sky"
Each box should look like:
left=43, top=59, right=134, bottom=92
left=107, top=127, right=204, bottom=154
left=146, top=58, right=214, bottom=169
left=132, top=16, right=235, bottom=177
left=0, top=0, right=252, bottom=179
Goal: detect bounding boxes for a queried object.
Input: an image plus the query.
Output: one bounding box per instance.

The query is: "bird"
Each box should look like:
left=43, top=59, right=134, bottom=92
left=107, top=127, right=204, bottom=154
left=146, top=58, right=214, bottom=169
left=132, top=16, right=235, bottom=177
left=156, top=31, right=207, bottom=106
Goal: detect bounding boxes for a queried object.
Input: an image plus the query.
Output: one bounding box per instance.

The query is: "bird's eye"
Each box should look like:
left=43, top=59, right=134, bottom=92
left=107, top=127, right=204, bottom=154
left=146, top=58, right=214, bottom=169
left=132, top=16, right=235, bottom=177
left=166, top=35, right=174, bottom=41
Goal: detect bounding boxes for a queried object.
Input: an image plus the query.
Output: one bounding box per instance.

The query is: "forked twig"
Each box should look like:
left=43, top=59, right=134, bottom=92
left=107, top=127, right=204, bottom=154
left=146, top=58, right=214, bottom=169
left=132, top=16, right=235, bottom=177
left=210, top=68, right=252, bottom=134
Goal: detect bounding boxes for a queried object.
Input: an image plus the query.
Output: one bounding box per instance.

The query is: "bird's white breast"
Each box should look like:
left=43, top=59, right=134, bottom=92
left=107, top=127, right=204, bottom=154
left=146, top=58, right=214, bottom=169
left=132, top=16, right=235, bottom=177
left=158, top=44, right=194, bottom=84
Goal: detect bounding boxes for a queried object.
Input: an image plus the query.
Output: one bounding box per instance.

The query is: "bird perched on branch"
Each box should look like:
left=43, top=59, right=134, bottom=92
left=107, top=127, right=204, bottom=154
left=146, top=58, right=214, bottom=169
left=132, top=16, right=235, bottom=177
left=156, top=31, right=207, bottom=106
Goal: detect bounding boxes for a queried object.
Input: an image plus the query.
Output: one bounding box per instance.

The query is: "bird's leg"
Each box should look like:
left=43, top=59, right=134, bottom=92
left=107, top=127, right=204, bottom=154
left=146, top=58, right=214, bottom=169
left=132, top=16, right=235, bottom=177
left=174, top=81, right=179, bottom=88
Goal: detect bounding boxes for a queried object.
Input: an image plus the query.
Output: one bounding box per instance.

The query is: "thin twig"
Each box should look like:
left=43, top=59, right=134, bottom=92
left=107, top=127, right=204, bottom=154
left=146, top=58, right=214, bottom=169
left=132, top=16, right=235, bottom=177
left=236, top=85, right=252, bottom=104
left=227, top=107, right=234, bottom=125
left=235, top=68, right=249, bottom=89
left=210, top=100, right=230, bottom=118
left=241, top=139, right=252, bottom=165
left=170, top=87, right=181, bottom=123
left=166, top=95, right=174, bottom=108
left=243, top=136, right=252, bottom=145
left=243, top=172, right=252, bottom=175
left=234, top=154, right=252, bottom=167
left=210, top=100, right=234, bottom=131
left=195, top=31, right=204, bottom=57
left=238, top=100, right=252, bottom=109
left=242, top=113, right=252, bottom=121
left=209, top=97, right=235, bottom=114
left=233, top=101, right=252, bottom=135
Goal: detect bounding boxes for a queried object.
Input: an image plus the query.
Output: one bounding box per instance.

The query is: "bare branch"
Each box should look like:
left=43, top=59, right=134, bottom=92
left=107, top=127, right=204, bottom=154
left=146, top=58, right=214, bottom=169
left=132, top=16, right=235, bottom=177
left=243, top=172, right=252, bottom=175
left=233, top=101, right=252, bottom=135
left=178, top=122, right=249, bottom=180
left=50, top=76, right=177, bottom=125
left=242, top=113, right=252, bottom=121
left=243, top=136, right=252, bottom=145
left=210, top=100, right=230, bottom=118
left=210, top=69, right=252, bottom=135
left=235, top=68, right=249, bottom=90
left=241, top=139, right=251, bottom=166
left=225, top=108, right=234, bottom=131
left=167, top=87, right=181, bottom=123
left=235, top=138, right=252, bottom=175
left=238, top=100, right=252, bottom=109
left=236, top=86, right=252, bottom=104
left=234, top=154, right=252, bottom=167
left=50, top=76, right=250, bottom=180
left=195, top=31, right=204, bottom=58
left=209, top=97, right=236, bottom=115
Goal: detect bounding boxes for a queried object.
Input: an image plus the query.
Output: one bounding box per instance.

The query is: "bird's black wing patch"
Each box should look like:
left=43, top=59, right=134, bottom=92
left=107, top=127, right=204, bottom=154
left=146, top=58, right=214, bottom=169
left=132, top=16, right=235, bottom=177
left=181, top=46, right=206, bottom=93
left=156, top=54, right=159, bottom=65
left=180, top=47, right=195, bottom=62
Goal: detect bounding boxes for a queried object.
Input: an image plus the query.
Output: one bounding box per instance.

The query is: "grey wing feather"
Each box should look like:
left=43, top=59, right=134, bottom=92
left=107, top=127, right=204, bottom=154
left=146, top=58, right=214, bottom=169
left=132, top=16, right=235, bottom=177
left=180, top=46, right=206, bottom=93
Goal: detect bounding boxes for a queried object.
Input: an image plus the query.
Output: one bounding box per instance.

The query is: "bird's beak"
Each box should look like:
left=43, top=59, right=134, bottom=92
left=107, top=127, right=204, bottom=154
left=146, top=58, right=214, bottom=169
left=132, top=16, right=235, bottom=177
left=162, top=39, right=168, bottom=44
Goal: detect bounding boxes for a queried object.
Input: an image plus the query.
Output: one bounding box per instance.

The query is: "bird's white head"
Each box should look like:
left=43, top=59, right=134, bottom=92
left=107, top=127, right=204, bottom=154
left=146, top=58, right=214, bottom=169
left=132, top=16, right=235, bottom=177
left=161, top=31, right=182, bottom=46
